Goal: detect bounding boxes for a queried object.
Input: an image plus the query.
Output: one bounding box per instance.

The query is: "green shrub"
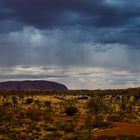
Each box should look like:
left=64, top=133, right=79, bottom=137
left=44, top=100, right=51, bottom=107
left=0, top=126, right=10, bottom=134
left=55, top=120, right=74, bottom=132
left=64, top=106, right=78, bottom=116
left=26, top=98, right=33, bottom=104
left=44, top=126, right=57, bottom=131
left=92, top=121, right=112, bottom=128
left=63, top=133, right=77, bottom=140
left=43, top=132, right=62, bottom=140
left=107, top=115, right=123, bottom=122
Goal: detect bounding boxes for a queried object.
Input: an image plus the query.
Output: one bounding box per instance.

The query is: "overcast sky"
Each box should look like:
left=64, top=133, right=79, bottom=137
left=0, top=0, right=140, bottom=89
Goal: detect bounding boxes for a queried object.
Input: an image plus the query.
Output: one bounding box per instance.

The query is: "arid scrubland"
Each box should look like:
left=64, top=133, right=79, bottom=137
left=0, top=89, right=140, bottom=140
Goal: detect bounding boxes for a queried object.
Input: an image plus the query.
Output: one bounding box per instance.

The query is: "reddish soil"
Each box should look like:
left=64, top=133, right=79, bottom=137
left=52, top=115, right=85, bottom=122
left=52, top=115, right=140, bottom=136
left=94, top=122, right=140, bottom=136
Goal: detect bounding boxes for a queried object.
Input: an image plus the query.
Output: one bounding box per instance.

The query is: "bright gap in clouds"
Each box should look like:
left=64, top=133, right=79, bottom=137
left=0, top=64, right=140, bottom=89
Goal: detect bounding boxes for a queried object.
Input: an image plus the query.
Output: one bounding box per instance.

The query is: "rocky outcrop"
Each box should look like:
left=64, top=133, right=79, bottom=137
left=0, top=80, right=68, bottom=90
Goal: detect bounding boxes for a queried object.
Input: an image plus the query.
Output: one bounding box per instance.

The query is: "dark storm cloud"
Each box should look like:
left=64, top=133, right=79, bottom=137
left=0, top=0, right=140, bottom=28
left=92, top=27, right=140, bottom=49
left=0, top=26, right=140, bottom=72
left=0, top=0, right=140, bottom=89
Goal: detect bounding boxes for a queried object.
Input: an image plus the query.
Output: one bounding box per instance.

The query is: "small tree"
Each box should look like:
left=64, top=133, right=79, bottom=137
left=11, top=96, right=18, bottom=108
left=64, top=106, right=78, bottom=135
left=19, top=94, right=24, bottom=105
left=86, top=95, right=109, bottom=140
left=87, top=95, right=107, bottom=127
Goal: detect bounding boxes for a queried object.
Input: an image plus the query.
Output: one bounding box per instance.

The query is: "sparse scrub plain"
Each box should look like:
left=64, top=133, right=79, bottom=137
left=0, top=88, right=140, bottom=139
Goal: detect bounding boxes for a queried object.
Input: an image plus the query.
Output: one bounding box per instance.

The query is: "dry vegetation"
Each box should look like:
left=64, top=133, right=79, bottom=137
left=0, top=88, right=140, bottom=140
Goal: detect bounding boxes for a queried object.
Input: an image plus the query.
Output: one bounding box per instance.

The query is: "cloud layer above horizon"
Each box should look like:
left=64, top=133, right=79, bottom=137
left=0, top=0, right=140, bottom=89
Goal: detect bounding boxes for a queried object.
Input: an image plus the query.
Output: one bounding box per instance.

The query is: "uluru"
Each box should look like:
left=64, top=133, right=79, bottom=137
left=0, top=80, right=68, bottom=90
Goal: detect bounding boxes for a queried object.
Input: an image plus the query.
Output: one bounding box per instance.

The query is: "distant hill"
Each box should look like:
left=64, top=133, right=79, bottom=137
left=0, top=80, right=68, bottom=90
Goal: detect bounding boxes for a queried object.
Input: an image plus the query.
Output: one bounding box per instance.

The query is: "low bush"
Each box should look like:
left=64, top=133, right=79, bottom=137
left=26, top=98, right=33, bottom=104
left=64, top=106, right=78, bottom=116
left=55, top=120, right=74, bottom=132
left=43, top=132, right=62, bottom=140
left=92, top=121, right=113, bottom=128
left=107, top=115, right=123, bottom=122
left=44, top=126, right=57, bottom=131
